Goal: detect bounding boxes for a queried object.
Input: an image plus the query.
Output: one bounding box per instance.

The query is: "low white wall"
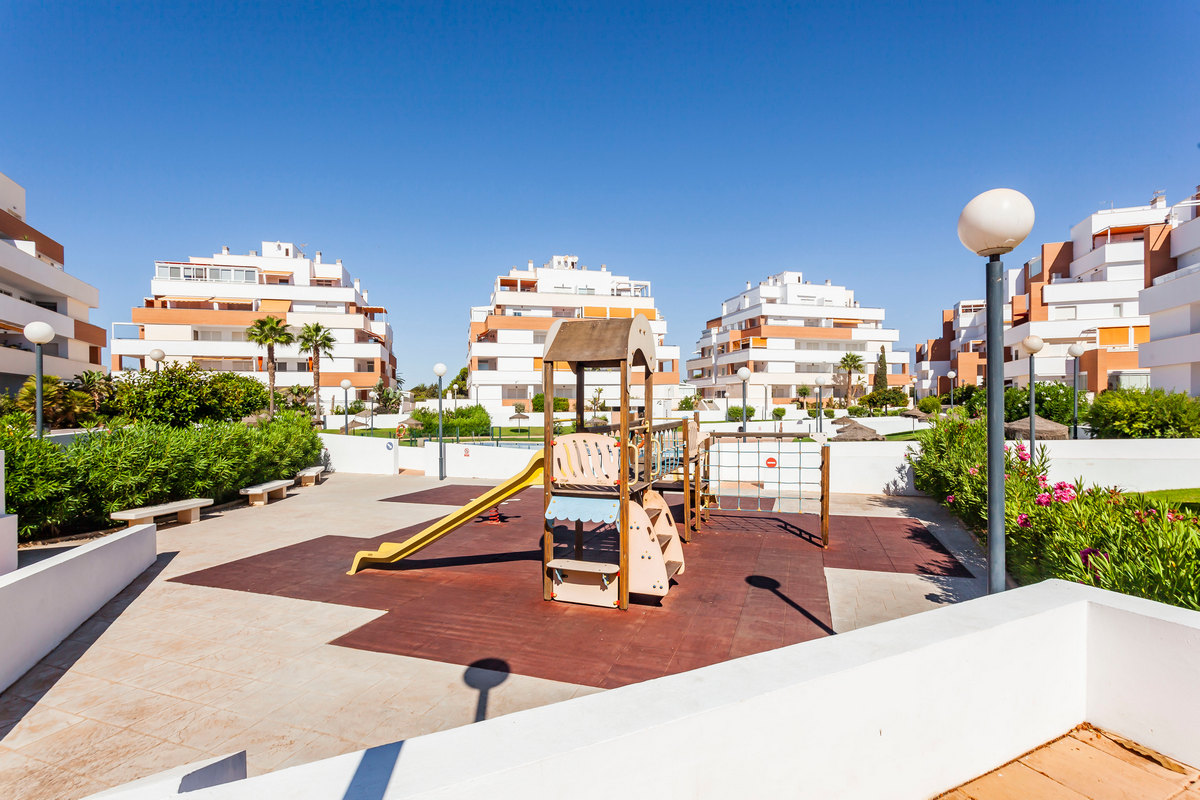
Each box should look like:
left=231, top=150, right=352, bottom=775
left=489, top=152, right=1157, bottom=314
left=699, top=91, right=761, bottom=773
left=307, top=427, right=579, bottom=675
left=829, top=441, right=917, bottom=495
left=438, top=442, right=537, bottom=481
left=0, top=525, right=157, bottom=692
left=318, top=433, right=401, bottom=475
left=0, top=451, right=13, bottom=576
left=168, top=581, right=1200, bottom=800
left=823, top=438, right=1200, bottom=495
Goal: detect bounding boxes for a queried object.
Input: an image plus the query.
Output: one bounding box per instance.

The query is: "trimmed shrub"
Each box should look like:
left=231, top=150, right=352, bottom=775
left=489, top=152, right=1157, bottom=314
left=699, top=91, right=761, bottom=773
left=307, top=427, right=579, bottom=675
left=824, top=409, right=834, bottom=419
left=772, top=407, right=786, bottom=420
left=1086, top=387, right=1200, bottom=439
left=726, top=405, right=755, bottom=422
left=677, top=395, right=696, bottom=411
left=3, top=411, right=321, bottom=541
left=531, top=393, right=570, bottom=413
left=917, top=396, right=941, bottom=414
left=107, top=363, right=268, bottom=425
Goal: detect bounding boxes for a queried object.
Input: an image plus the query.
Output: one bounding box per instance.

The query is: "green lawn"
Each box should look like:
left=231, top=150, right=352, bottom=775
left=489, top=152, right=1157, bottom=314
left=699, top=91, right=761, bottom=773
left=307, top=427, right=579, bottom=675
left=884, top=431, right=922, bottom=441
left=1136, top=488, right=1200, bottom=514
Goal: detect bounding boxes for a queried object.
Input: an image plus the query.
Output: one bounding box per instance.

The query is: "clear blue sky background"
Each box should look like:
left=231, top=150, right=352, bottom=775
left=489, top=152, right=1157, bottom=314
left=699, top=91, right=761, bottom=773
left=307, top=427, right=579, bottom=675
left=4, top=0, right=1198, bottom=385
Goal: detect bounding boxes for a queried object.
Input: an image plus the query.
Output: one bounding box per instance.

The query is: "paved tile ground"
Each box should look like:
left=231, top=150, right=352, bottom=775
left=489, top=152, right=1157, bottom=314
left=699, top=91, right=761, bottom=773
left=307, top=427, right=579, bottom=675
left=940, top=726, right=1200, bottom=799
left=0, top=474, right=983, bottom=799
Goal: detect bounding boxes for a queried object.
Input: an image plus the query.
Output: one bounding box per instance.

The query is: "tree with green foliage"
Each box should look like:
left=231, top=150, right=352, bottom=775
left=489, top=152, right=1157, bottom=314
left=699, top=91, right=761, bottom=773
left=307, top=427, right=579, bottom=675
left=449, top=367, right=468, bottom=398
left=726, top=405, right=755, bottom=422
left=17, top=376, right=90, bottom=429
left=861, top=387, right=909, bottom=409
left=297, top=322, right=335, bottom=419
left=676, top=394, right=696, bottom=411
left=772, top=407, right=786, bottom=421
left=917, top=395, right=942, bottom=414
left=72, top=370, right=113, bottom=414
left=873, top=346, right=888, bottom=393
left=1087, top=387, right=1200, bottom=439
left=588, top=387, right=605, bottom=414
left=531, top=393, right=569, bottom=412
left=795, top=385, right=810, bottom=407
left=837, top=353, right=865, bottom=403
left=246, top=316, right=295, bottom=418
left=108, top=363, right=268, bottom=426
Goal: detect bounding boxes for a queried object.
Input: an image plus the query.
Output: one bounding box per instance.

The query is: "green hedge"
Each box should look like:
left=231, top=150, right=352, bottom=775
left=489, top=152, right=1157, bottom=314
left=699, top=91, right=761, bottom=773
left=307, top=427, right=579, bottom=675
left=411, top=403, right=493, bottom=437
left=1, top=411, right=321, bottom=541
left=908, top=417, right=1200, bottom=609
left=1086, top=388, right=1200, bottom=439
left=726, top=405, right=755, bottom=422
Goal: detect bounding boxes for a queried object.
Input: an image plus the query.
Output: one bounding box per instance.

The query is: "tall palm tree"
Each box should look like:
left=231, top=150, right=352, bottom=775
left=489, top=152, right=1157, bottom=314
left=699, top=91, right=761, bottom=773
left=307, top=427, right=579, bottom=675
left=297, top=322, right=336, bottom=420
left=837, top=353, right=865, bottom=403
left=246, top=316, right=295, bottom=418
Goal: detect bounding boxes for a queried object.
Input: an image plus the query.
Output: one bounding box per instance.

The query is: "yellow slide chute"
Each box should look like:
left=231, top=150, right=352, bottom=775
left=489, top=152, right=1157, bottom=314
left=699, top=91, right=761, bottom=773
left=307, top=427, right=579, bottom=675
left=347, top=453, right=544, bottom=575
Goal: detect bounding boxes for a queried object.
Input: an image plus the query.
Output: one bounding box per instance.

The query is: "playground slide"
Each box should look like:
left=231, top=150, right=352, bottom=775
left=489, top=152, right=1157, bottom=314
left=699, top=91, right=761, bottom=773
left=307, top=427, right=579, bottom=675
left=347, top=453, right=544, bottom=575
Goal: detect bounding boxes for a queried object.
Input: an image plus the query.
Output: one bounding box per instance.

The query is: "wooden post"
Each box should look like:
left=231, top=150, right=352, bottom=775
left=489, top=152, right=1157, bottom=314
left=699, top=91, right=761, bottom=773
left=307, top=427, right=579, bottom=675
left=682, top=415, right=692, bottom=543
left=618, top=360, right=630, bottom=610
left=820, top=443, right=831, bottom=549
left=642, top=366, right=653, bottom=485
left=542, top=361, right=555, bottom=600
left=575, top=366, right=585, bottom=559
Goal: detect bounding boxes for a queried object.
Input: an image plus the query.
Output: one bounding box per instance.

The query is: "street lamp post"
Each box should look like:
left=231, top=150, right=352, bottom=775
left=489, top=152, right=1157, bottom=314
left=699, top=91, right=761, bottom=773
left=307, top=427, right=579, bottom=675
left=958, top=188, right=1036, bottom=595
left=434, top=363, right=447, bottom=480
left=736, top=367, right=751, bottom=431
left=947, top=369, right=957, bottom=414
left=815, top=376, right=828, bottom=434
left=23, top=322, right=55, bottom=439
left=340, top=379, right=352, bottom=435
left=1022, top=335, right=1044, bottom=447
left=148, top=348, right=165, bottom=373
left=1068, top=342, right=1086, bottom=439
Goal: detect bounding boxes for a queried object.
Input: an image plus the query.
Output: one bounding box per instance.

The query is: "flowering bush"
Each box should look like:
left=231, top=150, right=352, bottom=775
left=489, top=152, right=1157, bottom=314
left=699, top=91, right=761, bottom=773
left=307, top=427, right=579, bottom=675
left=908, top=417, right=1200, bottom=610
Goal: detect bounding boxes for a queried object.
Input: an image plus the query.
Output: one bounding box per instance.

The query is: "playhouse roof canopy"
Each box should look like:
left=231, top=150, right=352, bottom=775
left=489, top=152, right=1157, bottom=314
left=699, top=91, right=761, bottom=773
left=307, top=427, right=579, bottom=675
left=544, top=315, right=657, bottom=372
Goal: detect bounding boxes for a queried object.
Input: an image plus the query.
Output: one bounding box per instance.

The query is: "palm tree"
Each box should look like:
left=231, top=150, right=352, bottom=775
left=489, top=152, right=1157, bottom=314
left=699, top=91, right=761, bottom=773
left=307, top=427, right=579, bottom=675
left=297, top=322, right=336, bottom=420
left=246, top=316, right=295, bottom=418
left=837, top=353, right=865, bottom=403
left=72, top=370, right=111, bottom=413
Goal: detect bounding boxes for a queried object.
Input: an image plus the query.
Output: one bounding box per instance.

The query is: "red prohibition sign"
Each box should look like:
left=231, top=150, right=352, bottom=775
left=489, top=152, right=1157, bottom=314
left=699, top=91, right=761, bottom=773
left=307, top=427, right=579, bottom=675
left=765, top=457, right=777, bottom=468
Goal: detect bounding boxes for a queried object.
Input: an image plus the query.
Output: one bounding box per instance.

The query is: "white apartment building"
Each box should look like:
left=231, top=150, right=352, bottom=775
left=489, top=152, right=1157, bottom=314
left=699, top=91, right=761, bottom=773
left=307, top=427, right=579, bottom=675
left=466, top=255, right=687, bottom=417
left=914, top=273, right=1022, bottom=399
left=1003, top=196, right=1173, bottom=393
left=1138, top=188, right=1200, bottom=395
left=0, top=172, right=106, bottom=394
left=688, top=271, right=910, bottom=407
left=111, top=241, right=396, bottom=410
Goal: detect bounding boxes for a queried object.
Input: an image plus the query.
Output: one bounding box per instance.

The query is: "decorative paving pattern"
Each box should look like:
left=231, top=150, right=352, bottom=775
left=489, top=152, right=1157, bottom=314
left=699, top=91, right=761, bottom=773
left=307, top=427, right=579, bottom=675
left=174, top=490, right=968, bottom=689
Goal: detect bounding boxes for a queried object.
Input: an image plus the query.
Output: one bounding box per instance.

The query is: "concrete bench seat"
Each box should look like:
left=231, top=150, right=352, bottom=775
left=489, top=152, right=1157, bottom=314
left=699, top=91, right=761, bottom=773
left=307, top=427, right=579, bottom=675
left=240, top=479, right=293, bottom=507
left=295, top=466, right=326, bottom=487
left=111, top=498, right=213, bottom=528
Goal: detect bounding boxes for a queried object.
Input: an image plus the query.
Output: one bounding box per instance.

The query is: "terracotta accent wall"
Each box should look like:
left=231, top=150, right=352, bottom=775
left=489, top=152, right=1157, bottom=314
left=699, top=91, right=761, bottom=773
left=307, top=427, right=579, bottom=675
left=1080, top=348, right=1141, bottom=394
left=0, top=212, right=65, bottom=264
left=73, top=319, right=107, bottom=348
left=1143, top=224, right=1177, bottom=287
left=132, top=307, right=265, bottom=326
left=956, top=351, right=984, bottom=385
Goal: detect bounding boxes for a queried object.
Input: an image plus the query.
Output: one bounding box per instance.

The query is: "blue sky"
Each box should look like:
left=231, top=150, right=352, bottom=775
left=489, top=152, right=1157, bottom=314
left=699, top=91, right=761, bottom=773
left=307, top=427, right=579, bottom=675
left=4, top=0, right=1198, bottom=384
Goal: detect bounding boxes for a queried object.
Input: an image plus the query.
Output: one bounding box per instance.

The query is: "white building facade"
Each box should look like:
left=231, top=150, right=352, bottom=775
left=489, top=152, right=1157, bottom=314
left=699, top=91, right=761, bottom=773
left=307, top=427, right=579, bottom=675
left=1138, top=189, right=1200, bottom=395
left=1003, top=196, right=1174, bottom=393
left=110, top=241, right=397, bottom=410
left=687, top=271, right=910, bottom=408
left=0, top=172, right=106, bottom=394
left=466, top=255, right=688, bottom=418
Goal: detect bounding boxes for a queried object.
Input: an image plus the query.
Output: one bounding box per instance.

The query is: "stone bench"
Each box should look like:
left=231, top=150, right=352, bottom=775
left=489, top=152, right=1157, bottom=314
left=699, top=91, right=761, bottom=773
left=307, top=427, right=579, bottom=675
left=240, top=479, right=293, bottom=507
left=111, top=498, right=213, bottom=528
left=295, top=466, right=326, bottom=487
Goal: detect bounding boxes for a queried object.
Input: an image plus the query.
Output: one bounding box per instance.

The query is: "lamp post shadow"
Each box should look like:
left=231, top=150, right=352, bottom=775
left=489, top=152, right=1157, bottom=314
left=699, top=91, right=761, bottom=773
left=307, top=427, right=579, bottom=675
left=745, top=575, right=834, bottom=635
left=463, top=657, right=511, bottom=723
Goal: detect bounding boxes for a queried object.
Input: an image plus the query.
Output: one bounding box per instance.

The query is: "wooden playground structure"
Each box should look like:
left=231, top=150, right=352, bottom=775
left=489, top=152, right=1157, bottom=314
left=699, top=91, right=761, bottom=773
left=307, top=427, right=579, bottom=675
left=349, top=312, right=831, bottom=612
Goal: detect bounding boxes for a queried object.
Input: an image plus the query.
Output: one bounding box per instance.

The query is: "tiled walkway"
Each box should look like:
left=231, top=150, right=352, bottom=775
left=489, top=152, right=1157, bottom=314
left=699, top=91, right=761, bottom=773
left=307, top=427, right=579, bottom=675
left=941, top=726, right=1200, bottom=799
left=0, top=474, right=983, bottom=798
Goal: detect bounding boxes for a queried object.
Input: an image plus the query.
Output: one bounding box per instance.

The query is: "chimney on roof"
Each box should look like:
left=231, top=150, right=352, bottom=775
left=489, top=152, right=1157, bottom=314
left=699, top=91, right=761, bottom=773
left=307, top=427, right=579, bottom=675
left=1151, top=190, right=1166, bottom=209
left=363, top=290, right=369, bottom=302
left=250, top=250, right=258, bottom=256
left=825, top=279, right=831, bottom=286
left=745, top=281, right=751, bottom=290
left=222, top=246, right=229, bottom=255
left=336, top=258, right=343, bottom=267
left=528, top=260, right=534, bottom=269
left=354, top=278, right=361, bottom=292
left=315, top=251, right=322, bottom=263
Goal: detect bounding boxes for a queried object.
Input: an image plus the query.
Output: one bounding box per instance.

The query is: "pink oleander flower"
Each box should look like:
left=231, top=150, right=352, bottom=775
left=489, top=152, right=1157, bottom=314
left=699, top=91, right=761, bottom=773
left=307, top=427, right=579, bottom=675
left=1053, top=481, right=1071, bottom=491
left=1053, top=486, right=1076, bottom=503
left=968, top=467, right=978, bottom=475
left=1079, top=547, right=1109, bottom=572
left=1037, top=475, right=1049, bottom=488
left=946, top=495, right=955, bottom=504
left=1017, top=513, right=1031, bottom=528
left=1017, top=450, right=1030, bottom=462
left=1036, top=493, right=1051, bottom=506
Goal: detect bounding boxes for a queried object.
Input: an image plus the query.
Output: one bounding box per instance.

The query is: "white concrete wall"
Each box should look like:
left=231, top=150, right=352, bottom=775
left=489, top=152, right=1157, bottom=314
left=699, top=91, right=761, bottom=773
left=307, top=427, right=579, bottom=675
left=319, top=433, right=401, bottom=475
left=0, top=525, right=157, bottom=693
left=158, top=581, right=1200, bottom=800
left=829, top=441, right=916, bottom=495
left=0, top=451, right=12, bottom=576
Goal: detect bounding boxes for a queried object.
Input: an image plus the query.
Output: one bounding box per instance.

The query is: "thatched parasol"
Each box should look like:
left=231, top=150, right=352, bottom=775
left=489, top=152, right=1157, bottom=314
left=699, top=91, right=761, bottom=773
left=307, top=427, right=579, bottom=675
left=396, top=417, right=423, bottom=429
left=509, top=410, right=530, bottom=430
left=831, top=424, right=885, bottom=442
left=900, top=408, right=929, bottom=420
left=1004, top=415, right=1068, bottom=440
left=832, top=416, right=857, bottom=427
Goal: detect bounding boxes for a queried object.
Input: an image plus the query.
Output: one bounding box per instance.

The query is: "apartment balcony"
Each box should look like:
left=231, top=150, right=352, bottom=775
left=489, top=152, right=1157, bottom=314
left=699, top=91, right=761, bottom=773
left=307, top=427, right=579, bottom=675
left=1043, top=278, right=1143, bottom=305
left=110, top=338, right=389, bottom=361
left=148, top=278, right=359, bottom=304
left=1070, top=240, right=1145, bottom=276
left=1169, top=215, right=1200, bottom=259
left=0, top=344, right=97, bottom=381
left=1004, top=317, right=1149, bottom=348
left=0, top=239, right=100, bottom=308
left=1141, top=266, right=1200, bottom=316
left=1138, top=333, right=1200, bottom=369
